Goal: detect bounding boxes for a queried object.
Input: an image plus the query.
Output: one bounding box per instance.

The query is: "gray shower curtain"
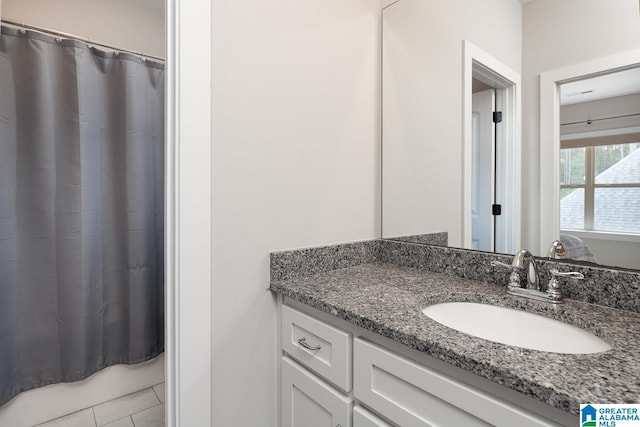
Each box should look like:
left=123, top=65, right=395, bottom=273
left=0, top=26, right=164, bottom=406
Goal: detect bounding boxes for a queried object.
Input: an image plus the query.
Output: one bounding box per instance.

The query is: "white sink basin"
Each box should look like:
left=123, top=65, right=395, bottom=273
left=422, top=302, right=611, bottom=354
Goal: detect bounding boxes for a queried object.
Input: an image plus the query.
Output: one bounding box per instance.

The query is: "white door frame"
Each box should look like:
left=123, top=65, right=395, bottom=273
left=463, top=40, right=521, bottom=254
left=165, top=0, right=213, bottom=426
left=538, top=48, right=640, bottom=253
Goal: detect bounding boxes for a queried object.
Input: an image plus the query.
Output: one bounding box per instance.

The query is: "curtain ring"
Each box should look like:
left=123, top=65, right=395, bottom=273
left=113, top=51, right=120, bottom=57
left=19, top=29, right=27, bottom=36
left=55, top=37, right=63, bottom=44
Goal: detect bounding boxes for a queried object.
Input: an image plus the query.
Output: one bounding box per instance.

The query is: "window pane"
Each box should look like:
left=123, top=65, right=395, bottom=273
left=560, top=187, right=584, bottom=229
left=594, top=187, right=640, bottom=233
left=560, top=148, right=585, bottom=185
left=595, top=142, right=640, bottom=184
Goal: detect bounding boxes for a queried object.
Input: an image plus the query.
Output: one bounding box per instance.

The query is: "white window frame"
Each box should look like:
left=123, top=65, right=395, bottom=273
left=560, top=143, right=640, bottom=234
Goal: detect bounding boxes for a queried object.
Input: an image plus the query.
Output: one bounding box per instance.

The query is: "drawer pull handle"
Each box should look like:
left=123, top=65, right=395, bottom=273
left=297, top=337, right=321, bottom=351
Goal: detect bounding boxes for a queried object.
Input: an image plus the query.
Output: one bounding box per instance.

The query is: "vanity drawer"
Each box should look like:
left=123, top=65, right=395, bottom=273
left=282, top=304, right=352, bottom=392
left=353, top=338, right=560, bottom=427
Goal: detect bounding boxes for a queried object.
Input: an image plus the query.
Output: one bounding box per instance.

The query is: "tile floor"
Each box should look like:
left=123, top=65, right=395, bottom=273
left=35, top=383, right=165, bottom=427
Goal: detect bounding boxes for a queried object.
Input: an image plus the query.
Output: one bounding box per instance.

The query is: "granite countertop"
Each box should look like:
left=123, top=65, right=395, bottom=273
left=270, top=261, right=640, bottom=415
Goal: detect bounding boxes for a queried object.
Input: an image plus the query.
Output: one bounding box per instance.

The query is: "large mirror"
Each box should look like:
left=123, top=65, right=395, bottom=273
left=381, top=0, right=640, bottom=270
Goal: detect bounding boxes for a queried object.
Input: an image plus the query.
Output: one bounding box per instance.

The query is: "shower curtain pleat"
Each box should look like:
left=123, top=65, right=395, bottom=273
left=0, top=27, right=164, bottom=406
left=0, top=50, right=19, bottom=401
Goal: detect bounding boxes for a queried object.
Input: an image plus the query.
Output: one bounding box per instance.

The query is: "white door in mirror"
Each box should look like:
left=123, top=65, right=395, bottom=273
left=471, top=89, right=496, bottom=252
left=422, top=302, right=611, bottom=354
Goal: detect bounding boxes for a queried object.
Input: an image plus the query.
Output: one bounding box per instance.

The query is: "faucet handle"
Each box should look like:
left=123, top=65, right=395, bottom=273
left=490, top=260, right=512, bottom=269
left=550, top=269, right=584, bottom=279
left=491, top=260, right=522, bottom=289
left=546, top=269, right=584, bottom=303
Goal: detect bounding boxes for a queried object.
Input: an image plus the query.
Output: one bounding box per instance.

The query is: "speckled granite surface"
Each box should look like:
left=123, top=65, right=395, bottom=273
left=536, top=258, right=640, bottom=313
left=271, top=240, right=640, bottom=313
left=270, top=240, right=380, bottom=282
left=380, top=239, right=513, bottom=286
left=271, top=262, right=640, bottom=415
left=385, top=232, right=448, bottom=246
left=379, top=239, right=640, bottom=313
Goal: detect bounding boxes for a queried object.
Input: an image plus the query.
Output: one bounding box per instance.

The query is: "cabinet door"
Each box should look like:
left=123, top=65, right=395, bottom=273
left=282, top=357, right=352, bottom=427
left=353, top=406, right=392, bottom=427
left=354, top=338, right=559, bottom=427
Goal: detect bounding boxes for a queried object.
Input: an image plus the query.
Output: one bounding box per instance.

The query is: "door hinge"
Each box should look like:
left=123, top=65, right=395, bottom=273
left=492, top=204, right=502, bottom=216
left=493, top=111, right=503, bottom=123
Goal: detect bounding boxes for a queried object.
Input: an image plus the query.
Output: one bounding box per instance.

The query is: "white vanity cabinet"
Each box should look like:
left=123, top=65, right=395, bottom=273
left=279, top=300, right=575, bottom=427
left=281, top=305, right=354, bottom=427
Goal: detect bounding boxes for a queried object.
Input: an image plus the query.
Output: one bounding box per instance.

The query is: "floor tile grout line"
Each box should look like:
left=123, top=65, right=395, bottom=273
left=97, top=402, right=164, bottom=427
left=38, top=385, right=164, bottom=427
left=151, top=385, right=161, bottom=403
left=96, top=386, right=157, bottom=408
left=94, top=387, right=161, bottom=426
left=97, top=401, right=164, bottom=426
left=34, top=407, right=96, bottom=427
left=129, top=401, right=164, bottom=419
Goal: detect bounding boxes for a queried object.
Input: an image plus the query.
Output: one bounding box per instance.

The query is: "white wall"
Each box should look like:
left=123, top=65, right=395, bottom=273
left=211, top=0, right=380, bottom=425
left=2, top=0, right=164, bottom=58
left=381, top=0, right=522, bottom=246
left=582, top=237, right=640, bottom=270
left=521, top=0, right=640, bottom=254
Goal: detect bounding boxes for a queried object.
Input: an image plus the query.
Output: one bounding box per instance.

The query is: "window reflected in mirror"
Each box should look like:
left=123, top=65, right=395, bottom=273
left=559, top=69, right=640, bottom=240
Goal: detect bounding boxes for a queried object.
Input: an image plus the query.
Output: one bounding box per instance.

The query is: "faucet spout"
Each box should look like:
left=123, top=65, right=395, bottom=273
left=548, top=240, right=566, bottom=260
left=512, top=249, right=540, bottom=291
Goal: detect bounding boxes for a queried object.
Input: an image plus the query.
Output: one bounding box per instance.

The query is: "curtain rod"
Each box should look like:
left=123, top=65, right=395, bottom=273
left=561, top=112, right=640, bottom=127
left=1, top=18, right=165, bottom=62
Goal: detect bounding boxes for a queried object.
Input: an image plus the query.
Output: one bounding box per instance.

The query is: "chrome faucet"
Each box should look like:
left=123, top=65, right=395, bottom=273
left=548, top=240, right=566, bottom=260
left=491, top=248, right=584, bottom=304
left=491, top=249, right=539, bottom=292
left=512, top=249, right=540, bottom=291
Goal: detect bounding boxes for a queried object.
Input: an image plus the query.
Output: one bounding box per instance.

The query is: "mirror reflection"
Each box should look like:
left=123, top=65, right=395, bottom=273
left=557, top=69, right=640, bottom=267
left=381, top=0, right=640, bottom=270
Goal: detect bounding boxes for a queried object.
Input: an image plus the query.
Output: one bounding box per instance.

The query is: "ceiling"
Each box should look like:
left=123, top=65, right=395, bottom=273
left=560, top=67, right=640, bottom=105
